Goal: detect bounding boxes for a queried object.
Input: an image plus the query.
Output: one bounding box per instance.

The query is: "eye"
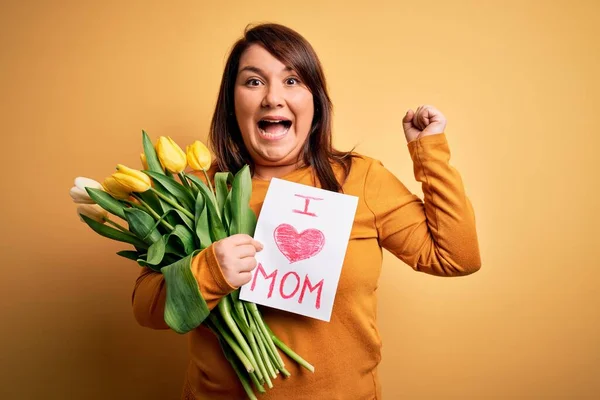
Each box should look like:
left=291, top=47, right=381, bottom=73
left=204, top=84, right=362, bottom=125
left=285, top=77, right=301, bottom=85
left=246, top=78, right=263, bottom=87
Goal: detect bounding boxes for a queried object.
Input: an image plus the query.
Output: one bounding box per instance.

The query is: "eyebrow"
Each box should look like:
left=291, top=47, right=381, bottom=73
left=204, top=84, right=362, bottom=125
left=238, top=65, right=293, bottom=75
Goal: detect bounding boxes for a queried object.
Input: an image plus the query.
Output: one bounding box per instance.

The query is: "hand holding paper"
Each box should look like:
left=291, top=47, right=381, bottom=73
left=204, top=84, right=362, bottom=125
left=214, top=234, right=264, bottom=288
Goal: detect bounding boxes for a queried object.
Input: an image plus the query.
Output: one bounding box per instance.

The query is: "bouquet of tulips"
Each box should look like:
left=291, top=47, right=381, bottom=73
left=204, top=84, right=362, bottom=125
left=70, top=131, right=313, bottom=399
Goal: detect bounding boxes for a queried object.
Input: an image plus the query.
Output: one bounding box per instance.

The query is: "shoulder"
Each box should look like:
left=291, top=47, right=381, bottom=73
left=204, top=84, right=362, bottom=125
left=332, top=152, right=390, bottom=193
left=346, top=152, right=387, bottom=178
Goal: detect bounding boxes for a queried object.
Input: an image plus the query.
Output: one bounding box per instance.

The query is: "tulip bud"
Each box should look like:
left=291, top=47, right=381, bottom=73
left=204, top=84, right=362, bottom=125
left=156, top=136, right=187, bottom=174
left=102, top=176, right=131, bottom=200
left=70, top=177, right=103, bottom=204
left=112, top=164, right=152, bottom=193
left=77, top=204, right=108, bottom=224
left=140, top=153, right=149, bottom=170
left=186, top=140, right=212, bottom=171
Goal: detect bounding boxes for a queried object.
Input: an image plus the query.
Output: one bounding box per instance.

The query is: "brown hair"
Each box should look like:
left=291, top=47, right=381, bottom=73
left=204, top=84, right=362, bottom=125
left=209, top=23, right=355, bottom=192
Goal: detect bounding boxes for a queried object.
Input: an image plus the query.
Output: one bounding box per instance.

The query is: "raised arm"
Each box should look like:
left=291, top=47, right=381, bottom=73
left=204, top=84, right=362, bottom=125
left=364, top=106, right=481, bottom=276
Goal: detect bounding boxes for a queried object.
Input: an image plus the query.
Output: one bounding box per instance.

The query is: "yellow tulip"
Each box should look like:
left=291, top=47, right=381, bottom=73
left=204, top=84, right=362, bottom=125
left=112, top=164, right=152, bottom=193
left=156, top=136, right=187, bottom=174
left=77, top=204, right=108, bottom=224
left=186, top=140, right=212, bottom=171
left=140, top=153, right=148, bottom=170
left=102, top=176, right=131, bottom=199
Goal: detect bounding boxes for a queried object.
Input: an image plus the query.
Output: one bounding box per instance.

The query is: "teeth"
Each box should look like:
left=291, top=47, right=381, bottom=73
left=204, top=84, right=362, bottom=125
left=259, top=126, right=290, bottom=138
left=262, top=120, right=284, bottom=123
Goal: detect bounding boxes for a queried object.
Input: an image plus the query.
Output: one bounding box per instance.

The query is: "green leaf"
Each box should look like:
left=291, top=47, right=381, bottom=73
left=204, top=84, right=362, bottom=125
left=136, top=255, right=161, bottom=272
left=146, top=236, right=167, bottom=265
left=194, top=190, right=212, bottom=249
left=154, top=196, right=181, bottom=230
left=224, top=190, right=232, bottom=233
left=142, top=130, right=165, bottom=175
left=144, top=225, right=195, bottom=266
left=230, top=165, right=257, bottom=236
left=145, top=170, right=195, bottom=211
left=138, top=190, right=163, bottom=216
left=86, top=188, right=126, bottom=219
left=186, top=173, right=218, bottom=213
left=162, top=251, right=210, bottom=334
left=187, top=174, right=227, bottom=241
left=143, top=200, right=194, bottom=239
left=174, top=210, right=195, bottom=235
left=80, top=214, right=148, bottom=248
left=214, top=172, right=233, bottom=216
left=169, top=225, right=195, bottom=254
left=124, top=208, right=162, bottom=244
left=116, top=250, right=139, bottom=261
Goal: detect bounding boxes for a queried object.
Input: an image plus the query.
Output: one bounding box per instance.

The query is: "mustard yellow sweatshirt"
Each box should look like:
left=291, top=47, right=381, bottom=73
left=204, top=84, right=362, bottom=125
left=131, top=133, right=481, bottom=400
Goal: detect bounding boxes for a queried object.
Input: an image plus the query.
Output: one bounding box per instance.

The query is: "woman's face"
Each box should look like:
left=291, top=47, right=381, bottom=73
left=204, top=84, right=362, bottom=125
left=234, top=44, right=314, bottom=169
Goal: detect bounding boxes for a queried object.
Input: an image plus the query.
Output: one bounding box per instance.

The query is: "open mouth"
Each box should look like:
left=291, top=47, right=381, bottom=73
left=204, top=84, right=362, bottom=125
left=257, top=119, right=292, bottom=140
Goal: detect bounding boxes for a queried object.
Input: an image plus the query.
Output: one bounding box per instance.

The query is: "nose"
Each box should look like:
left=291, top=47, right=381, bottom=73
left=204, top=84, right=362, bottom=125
left=261, top=83, right=284, bottom=108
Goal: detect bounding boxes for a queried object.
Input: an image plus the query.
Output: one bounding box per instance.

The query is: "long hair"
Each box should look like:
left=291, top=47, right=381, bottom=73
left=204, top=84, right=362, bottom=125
left=209, top=23, right=354, bottom=192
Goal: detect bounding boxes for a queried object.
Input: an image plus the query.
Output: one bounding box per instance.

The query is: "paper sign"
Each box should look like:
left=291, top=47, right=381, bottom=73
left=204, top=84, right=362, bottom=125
left=239, top=178, right=358, bottom=321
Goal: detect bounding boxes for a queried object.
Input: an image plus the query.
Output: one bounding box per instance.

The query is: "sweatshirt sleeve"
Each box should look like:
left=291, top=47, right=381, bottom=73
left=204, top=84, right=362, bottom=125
left=364, top=133, right=481, bottom=276
left=131, top=244, right=236, bottom=330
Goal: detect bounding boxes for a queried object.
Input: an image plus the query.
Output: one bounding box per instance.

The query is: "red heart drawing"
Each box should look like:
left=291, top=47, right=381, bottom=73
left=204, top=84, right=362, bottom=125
left=273, top=223, right=325, bottom=264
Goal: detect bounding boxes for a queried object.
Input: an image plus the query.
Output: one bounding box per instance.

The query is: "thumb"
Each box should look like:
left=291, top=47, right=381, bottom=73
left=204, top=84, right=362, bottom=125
left=402, top=109, right=415, bottom=132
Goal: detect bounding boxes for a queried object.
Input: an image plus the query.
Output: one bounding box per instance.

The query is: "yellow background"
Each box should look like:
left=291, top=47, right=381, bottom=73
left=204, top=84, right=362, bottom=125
left=2, top=0, right=599, bottom=398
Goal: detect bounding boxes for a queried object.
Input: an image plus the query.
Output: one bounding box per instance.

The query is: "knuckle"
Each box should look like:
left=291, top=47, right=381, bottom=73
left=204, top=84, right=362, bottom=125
left=214, top=242, right=225, bottom=257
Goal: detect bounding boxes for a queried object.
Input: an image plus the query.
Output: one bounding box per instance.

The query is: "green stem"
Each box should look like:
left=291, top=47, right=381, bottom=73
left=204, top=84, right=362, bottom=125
left=149, top=187, right=195, bottom=220
left=249, top=313, right=275, bottom=382
left=181, top=172, right=199, bottom=197
left=235, top=366, right=259, bottom=400
left=209, top=314, right=254, bottom=373
left=215, top=331, right=260, bottom=399
left=178, top=172, right=195, bottom=195
left=267, top=325, right=315, bottom=373
left=254, top=315, right=282, bottom=374
left=247, top=323, right=269, bottom=387
left=233, top=292, right=250, bottom=330
left=279, top=366, right=291, bottom=377
left=132, top=194, right=175, bottom=231
left=202, top=168, right=215, bottom=196
left=248, top=371, right=264, bottom=396
left=247, top=303, right=285, bottom=369
left=218, top=297, right=259, bottom=375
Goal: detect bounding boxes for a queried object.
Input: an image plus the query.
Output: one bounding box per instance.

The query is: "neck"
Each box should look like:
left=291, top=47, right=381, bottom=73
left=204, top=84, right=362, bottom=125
left=252, top=161, right=305, bottom=181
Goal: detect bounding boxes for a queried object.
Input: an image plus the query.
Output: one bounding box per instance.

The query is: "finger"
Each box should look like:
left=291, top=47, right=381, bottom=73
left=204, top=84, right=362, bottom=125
left=426, top=106, right=444, bottom=122
left=418, top=105, right=433, bottom=129
left=414, top=106, right=425, bottom=130
left=239, top=257, right=258, bottom=272
left=420, top=107, right=431, bottom=127
left=251, top=239, right=264, bottom=251
left=225, top=233, right=252, bottom=245
left=235, top=244, right=257, bottom=258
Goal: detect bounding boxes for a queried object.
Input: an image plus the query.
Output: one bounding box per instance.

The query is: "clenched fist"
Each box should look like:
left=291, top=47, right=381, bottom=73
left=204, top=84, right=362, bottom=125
left=402, top=105, right=447, bottom=143
left=213, top=234, right=264, bottom=288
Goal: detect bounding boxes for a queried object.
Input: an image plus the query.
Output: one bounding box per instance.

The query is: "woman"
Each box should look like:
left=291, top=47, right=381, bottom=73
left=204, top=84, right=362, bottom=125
left=132, top=23, right=481, bottom=400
